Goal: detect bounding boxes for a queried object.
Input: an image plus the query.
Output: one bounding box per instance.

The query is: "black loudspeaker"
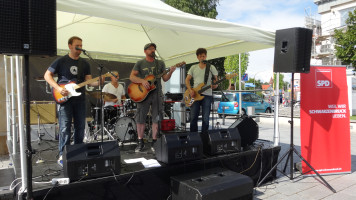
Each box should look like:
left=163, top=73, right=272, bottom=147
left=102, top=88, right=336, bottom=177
left=229, top=116, right=258, bottom=148
left=155, top=132, right=203, bottom=164
left=63, top=141, right=121, bottom=181
left=200, top=128, right=241, bottom=155
left=0, top=0, right=56, bottom=55
left=171, top=168, right=254, bottom=200
left=273, top=27, right=312, bottom=73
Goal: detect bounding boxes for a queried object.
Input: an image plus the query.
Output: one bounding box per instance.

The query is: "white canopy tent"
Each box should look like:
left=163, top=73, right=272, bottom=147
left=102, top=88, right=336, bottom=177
left=56, top=0, right=275, bottom=65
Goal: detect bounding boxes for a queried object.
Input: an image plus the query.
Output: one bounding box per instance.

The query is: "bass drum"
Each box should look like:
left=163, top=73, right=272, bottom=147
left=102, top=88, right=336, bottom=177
left=114, top=117, right=137, bottom=142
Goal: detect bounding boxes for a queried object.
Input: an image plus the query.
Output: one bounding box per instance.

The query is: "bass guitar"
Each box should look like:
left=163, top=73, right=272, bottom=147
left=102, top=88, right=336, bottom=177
left=184, top=73, right=237, bottom=107
left=53, top=73, right=112, bottom=104
left=128, top=62, right=186, bottom=102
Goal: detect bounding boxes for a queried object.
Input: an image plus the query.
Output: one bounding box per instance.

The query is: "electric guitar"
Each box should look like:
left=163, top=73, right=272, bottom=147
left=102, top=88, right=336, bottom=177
left=52, top=73, right=112, bottom=104
left=184, top=73, right=237, bottom=107
left=128, top=62, right=186, bottom=102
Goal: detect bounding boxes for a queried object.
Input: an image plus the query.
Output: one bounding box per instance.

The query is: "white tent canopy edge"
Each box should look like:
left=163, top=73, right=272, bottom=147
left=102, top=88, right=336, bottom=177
left=56, top=0, right=275, bottom=65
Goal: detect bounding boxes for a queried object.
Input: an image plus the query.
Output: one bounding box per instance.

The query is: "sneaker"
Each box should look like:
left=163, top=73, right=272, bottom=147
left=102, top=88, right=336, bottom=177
left=57, top=155, right=63, bottom=167
left=151, top=139, right=157, bottom=153
left=135, top=139, right=145, bottom=152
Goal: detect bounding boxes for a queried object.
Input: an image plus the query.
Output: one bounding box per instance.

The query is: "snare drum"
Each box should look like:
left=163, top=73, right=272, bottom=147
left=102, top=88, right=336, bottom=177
left=114, top=117, right=136, bottom=141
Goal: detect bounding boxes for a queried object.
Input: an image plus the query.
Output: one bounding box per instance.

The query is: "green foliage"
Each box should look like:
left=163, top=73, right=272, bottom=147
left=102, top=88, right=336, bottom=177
left=273, top=73, right=285, bottom=89
left=224, top=53, right=249, bottom=89
left=164, top=0, right=219, bottom=19
left=334, top=9, right=356, bottom=68
left=246, top=77, right=262, bottom=89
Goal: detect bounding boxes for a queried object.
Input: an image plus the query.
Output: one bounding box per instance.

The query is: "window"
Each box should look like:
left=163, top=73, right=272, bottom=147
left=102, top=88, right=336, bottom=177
left=242, top=94, right=251, bottom=102
left=340, top=7, right=355, bottom=27
left=250, top=94, right=261, bottom=102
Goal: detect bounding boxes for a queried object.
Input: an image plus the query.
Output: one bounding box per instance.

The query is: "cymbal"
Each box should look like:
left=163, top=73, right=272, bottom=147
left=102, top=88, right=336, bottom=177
left=89, top=91, right=117, bottom=101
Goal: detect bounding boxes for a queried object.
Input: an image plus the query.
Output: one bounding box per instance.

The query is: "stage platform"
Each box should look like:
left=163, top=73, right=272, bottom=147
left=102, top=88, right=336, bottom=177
left=7, top=137, right=280, bottom=200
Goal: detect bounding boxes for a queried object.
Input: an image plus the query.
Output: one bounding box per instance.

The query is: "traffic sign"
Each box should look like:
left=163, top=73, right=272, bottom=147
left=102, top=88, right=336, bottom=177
left=242, top=73, right=248, bottom=81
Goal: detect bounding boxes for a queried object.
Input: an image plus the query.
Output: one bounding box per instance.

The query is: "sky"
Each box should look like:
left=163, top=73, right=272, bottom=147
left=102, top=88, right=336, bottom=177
left=216, top=0, right=320, bottom=83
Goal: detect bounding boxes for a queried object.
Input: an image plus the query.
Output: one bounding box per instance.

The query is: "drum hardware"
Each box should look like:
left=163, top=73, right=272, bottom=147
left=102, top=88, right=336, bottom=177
left=114, top=117, right=137, bottom=146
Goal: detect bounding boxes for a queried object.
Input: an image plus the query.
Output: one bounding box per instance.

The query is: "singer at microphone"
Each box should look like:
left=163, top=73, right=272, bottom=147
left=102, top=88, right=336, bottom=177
left=75, top=47, right=86, bottom=52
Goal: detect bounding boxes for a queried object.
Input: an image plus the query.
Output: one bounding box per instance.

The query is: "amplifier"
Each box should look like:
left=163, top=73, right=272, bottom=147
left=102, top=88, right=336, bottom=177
left=200, top=128, right=241, bottom=155
left=171, top=168, right=254, bottom=200
left=63, top=141, right=121, bottom=181
left=155, top=132, right=203, bottom=164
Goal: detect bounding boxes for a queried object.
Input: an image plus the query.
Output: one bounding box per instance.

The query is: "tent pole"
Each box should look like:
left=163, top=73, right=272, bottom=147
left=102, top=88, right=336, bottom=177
left=16, top=55, right=28, bottom=194
left=273, top=73, right=280, bottom=146
left=238, top=54, right=242, bottom=115
left=10, top=56, right=18, bottom=154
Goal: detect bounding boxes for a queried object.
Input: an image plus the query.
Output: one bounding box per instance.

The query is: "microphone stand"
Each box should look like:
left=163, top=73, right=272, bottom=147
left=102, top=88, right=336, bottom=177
left=81, top=50, right=117, bottom=143
left=154, top=55, right=163, bottom=147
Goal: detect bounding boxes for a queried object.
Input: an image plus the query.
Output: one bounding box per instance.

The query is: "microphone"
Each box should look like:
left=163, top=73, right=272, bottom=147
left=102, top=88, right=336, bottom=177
left=151, top=52, right=157, bottom=58
left=75, top=47, right=86, bottom=52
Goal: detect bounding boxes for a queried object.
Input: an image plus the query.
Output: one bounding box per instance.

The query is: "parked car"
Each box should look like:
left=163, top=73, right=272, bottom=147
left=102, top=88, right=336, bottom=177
left=217, top=92, right=272, bottom=117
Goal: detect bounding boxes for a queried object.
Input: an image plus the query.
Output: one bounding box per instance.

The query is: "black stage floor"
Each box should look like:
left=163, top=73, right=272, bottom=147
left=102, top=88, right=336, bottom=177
left=6, top=138, right=280, bottom=200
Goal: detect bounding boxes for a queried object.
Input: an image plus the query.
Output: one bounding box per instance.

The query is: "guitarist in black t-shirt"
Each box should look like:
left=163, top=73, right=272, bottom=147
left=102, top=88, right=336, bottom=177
left=44, top=36, right=99, bottom=167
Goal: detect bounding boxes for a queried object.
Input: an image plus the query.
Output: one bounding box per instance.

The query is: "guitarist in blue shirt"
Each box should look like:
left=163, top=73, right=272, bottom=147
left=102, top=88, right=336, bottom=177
left=185, top=48, right=218, bottom=133
left=129, top=43, right=176, bottom=152
left=44, top=36, right=99, bottom=167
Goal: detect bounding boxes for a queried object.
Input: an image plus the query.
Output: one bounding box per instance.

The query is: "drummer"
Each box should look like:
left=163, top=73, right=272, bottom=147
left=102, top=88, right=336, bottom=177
left=102, top=71, right=126, bottom=107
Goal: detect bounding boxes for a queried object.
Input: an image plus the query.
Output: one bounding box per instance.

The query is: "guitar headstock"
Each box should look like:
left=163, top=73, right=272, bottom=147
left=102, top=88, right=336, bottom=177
left=225, top=73, right=238, bottom=80
left=172, top=61, right=186, bottom=68
left=105, top=72, right=116, bottom=78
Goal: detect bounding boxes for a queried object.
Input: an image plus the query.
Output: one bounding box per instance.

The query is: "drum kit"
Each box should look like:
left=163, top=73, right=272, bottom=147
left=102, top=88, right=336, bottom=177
left=86, top=91, right=137, bottom=144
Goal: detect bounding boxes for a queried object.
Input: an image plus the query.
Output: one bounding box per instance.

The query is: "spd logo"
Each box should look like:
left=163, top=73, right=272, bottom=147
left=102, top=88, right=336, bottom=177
left=315, top=69, right=332, bottom=88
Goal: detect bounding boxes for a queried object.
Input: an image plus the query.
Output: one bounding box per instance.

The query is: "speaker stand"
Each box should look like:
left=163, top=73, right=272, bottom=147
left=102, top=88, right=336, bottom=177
left=256, top=73, right=335, bottom=193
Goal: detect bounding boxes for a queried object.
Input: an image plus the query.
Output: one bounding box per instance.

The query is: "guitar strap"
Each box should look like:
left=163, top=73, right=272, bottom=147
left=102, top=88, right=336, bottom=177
left=77, top=57, right=84, bottom=84
left=204, top=63, right=211, bottom=85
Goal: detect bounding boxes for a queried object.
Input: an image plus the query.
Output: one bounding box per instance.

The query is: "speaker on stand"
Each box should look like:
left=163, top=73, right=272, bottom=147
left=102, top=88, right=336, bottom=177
left=257, top=27, right=336, bottom=193
left=0, top=0, right=57, bottom=55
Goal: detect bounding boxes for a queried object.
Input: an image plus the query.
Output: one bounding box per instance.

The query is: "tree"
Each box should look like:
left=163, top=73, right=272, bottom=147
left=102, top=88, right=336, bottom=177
left=334, top=9, right=356, bottom=68
left=273, top=73, right=285, bottom=90
left=246, top=78, right=262, bottom=90
left=164, top=0, right=219, bottom=19
left=164, top=0, right=226, bottom=88
left=223, top=53, right=249, bottom=90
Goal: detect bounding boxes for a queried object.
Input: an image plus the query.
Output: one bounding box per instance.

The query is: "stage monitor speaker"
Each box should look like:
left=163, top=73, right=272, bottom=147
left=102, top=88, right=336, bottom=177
left=273, top=27, right=312, bottom=73
left=200, top=128, right=241, bottom=155
left=63, top=141, right=121, bottom=181
left=155, top=132, right=203, bottom=164
left=0, top=0, right=56, bottom=55
left=229, top=116, right=258, bottom=148
left=171, top=168, right=254, bottom=200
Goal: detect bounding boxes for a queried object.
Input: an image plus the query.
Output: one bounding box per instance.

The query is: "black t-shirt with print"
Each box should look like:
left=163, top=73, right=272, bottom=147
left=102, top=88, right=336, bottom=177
left=48, top=55, right=90, bottom=99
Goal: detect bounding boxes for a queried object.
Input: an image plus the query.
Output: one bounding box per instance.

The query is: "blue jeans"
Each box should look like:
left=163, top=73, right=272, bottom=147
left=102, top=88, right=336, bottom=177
left=190, top=95, right=212, bottom=133
left=58, top=98, right=86, bottom=155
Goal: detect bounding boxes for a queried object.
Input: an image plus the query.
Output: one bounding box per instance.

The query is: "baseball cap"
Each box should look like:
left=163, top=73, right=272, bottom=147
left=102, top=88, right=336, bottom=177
left=144, top=43, right=156, bottom=50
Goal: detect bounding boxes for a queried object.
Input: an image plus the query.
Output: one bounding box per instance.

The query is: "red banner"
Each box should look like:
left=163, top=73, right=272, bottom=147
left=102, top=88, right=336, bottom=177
left=300, top=66, right=351, bottom=175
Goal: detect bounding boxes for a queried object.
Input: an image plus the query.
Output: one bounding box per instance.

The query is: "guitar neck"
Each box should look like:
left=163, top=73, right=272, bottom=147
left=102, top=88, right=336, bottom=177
left=74, top=76, right=101, bottom=89
left=156, top=68, right=170, bottom=79
left=198, top=78, right=226, bottom=94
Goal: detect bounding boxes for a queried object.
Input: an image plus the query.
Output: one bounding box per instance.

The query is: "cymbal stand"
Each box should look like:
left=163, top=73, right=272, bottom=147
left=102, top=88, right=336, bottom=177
left=34, top=102, right=44, bottom=144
